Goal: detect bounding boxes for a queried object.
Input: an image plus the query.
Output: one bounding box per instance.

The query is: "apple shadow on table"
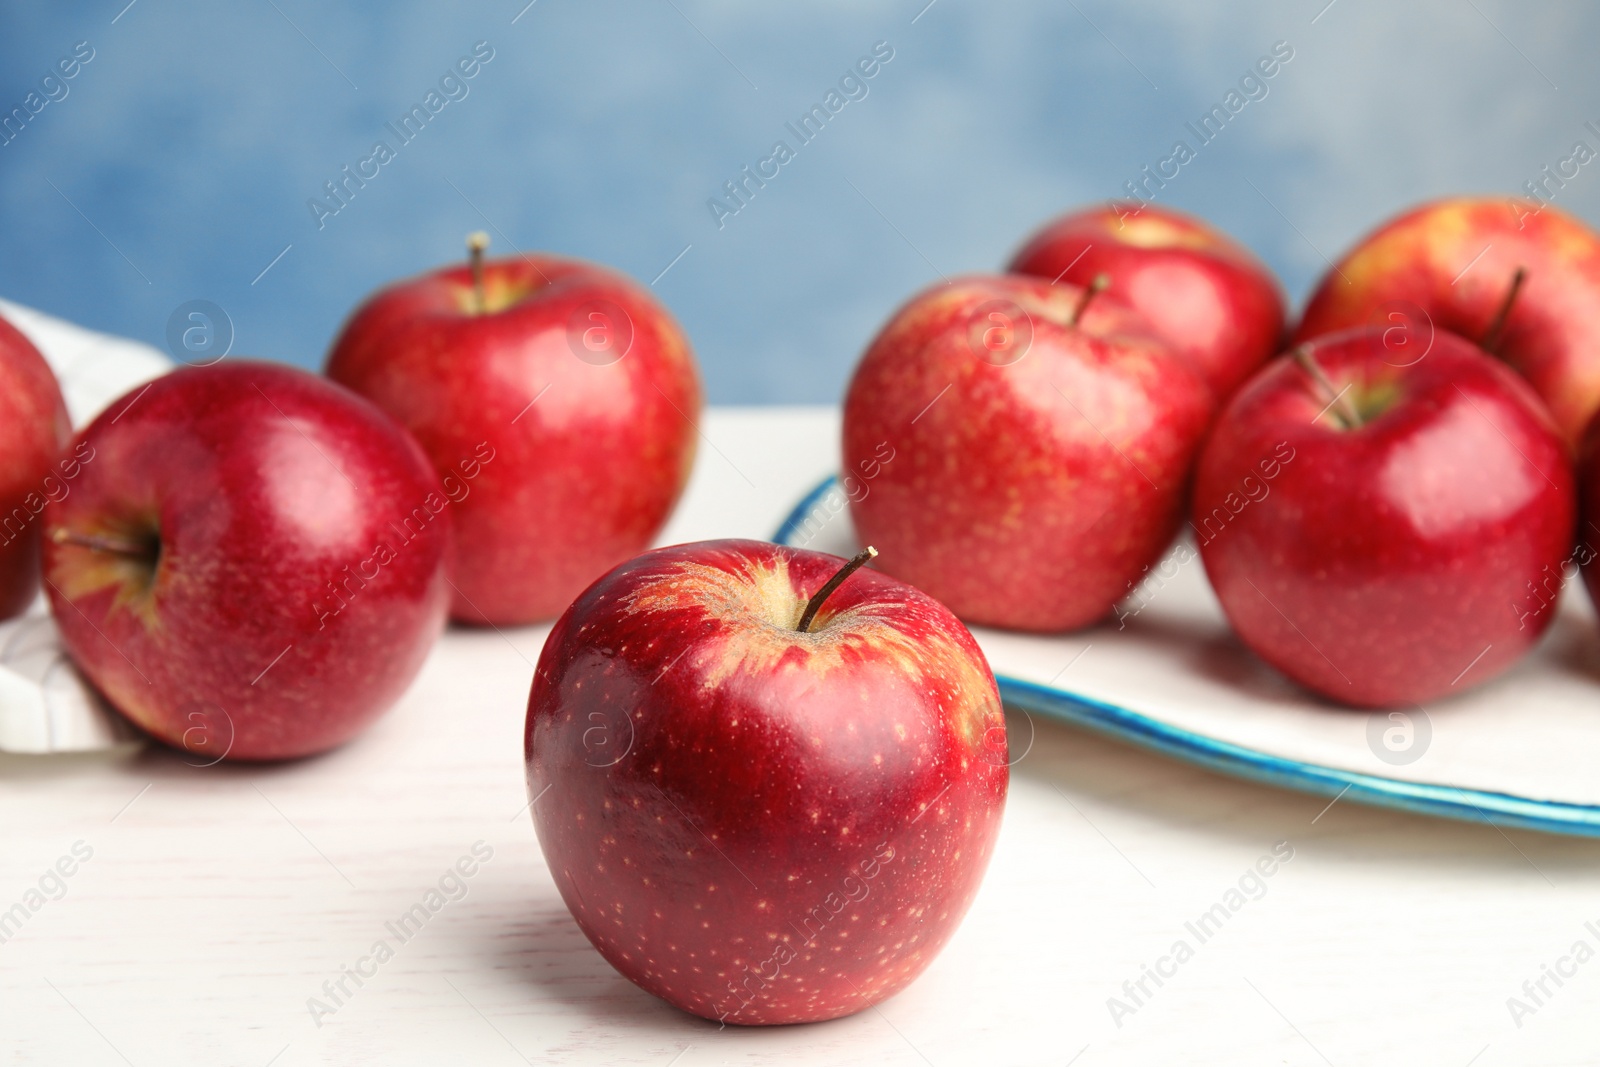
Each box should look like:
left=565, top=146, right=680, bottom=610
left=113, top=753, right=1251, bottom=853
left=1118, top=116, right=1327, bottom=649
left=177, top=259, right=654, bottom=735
left=1542, top=610, right=1600, bottom=688
left=1105, top=607, right=1382, bottom=720
left=1108, top=610, right=1305, bottom=703
left=455, top=883, right=870, bottom=1046
left=467, top=899, right=671, bottom=1018
left=1103, top=596, right=1600, bottom=721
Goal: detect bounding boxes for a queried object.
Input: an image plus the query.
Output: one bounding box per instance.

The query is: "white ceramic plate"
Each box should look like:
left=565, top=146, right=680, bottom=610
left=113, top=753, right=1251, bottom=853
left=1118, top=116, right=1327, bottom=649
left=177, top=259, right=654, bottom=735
left=776, top=476, right=1600, bottom=838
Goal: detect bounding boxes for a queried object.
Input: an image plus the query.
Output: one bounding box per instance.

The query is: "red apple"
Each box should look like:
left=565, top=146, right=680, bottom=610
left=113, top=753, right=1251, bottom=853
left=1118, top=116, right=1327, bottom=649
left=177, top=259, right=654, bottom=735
left=42, top=362, right=451, bottom=761
left=0, top=313, right=70, bottom=619
left=325, top=237, right=702, bottom=626
left=842, top=274, right=1212, bottom=631
left=1194, top=328, right=1574, bottom=707
left=1292, top=197, right=1600, bottom=447
left=525, top=539, right=1008, bottom=1025
left=1007, top=202, right=1286, bottom=401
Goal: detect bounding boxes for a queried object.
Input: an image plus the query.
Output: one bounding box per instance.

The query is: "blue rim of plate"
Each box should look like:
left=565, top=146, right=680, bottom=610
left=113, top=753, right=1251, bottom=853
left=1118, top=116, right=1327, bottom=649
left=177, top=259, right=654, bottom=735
left=775, top=475, right=1600, bottom=838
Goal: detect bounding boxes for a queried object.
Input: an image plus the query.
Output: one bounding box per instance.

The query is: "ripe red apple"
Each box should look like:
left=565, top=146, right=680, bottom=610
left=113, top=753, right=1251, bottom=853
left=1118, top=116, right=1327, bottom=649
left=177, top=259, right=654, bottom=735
left=42, top=362, right=451, bottom=761
left=842, top=273, right=1212, bottom=632
left=326, top=236, right=702, bottom=626
left=1194, top=328, right=1574, bottom=707
left=1293, top=197, right=1600, bottom=447
left=1007, top=202, right=1286, bottom=401
left=525, top=539, right=1008, bottom=1025
left=0, top=313, right=70, bottom=619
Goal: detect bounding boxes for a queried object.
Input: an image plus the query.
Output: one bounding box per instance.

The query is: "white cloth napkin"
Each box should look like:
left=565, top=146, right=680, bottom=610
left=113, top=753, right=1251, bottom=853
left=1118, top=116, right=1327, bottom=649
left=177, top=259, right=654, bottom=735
left=0, top=299, right=170, bottom=753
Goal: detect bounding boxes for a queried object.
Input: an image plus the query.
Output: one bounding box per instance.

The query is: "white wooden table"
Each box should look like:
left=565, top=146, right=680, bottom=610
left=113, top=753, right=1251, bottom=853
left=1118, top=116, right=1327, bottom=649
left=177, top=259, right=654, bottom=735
left=4, top=405, right=1598, bottom=1066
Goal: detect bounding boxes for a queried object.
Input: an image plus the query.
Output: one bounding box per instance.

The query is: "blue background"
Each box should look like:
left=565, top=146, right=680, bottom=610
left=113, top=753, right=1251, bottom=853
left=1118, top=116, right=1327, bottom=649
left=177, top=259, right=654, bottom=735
left=2, top=1, right=1597, bottom=403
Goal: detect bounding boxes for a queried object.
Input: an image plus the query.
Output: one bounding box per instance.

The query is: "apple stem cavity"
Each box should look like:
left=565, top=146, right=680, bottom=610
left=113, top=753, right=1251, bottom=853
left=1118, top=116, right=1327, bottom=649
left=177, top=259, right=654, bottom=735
left=1291, top=344, right=1362, bottom=430
left=51, top=526, right=156, bottom=559
left=1068, top=273, right=1112, bottom=327
left=1481, top=266, right=1528, bottom=355
left=797, top=546, right=879, bottom=633
left=467, top=231, right=490, bottom=314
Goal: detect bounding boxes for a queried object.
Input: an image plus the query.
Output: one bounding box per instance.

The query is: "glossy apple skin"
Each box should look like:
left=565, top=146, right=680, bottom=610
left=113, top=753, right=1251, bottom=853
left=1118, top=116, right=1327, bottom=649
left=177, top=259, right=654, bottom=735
left=843, top=274, right=1212, bottom=632
left=526, top=539, right=1008, bottom=1025
left=1195, top=329, right=1574, bottom=707
left=42, top=362, right=451, bottom=761
left=1007, top=202, right=1286, bottom=401
left=0, top=314, right=70, bottom=619
left=1293, top=197, right=1600, bottom=447
left=326, top=254, right=702, bottom=626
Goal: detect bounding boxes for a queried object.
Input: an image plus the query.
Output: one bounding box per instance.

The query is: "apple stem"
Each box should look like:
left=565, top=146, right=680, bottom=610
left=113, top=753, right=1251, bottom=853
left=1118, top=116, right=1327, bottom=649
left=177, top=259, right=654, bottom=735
left=797, top=546, right=879, bottom=633
left=1291, top=344, right=1362, bottom=429
left=467, top=231, right=490, bottom=313
left=50, top=527, right=153, bottom=558
left=1481, top=266, right=1528, bottom=355
left=1068, top=273, right=1111, bottom=327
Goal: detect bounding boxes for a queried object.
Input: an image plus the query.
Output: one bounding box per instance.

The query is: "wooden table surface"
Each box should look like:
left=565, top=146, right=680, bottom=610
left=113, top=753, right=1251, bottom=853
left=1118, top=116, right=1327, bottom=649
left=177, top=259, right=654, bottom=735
left=4, top=408, right=1598, bottom=1066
